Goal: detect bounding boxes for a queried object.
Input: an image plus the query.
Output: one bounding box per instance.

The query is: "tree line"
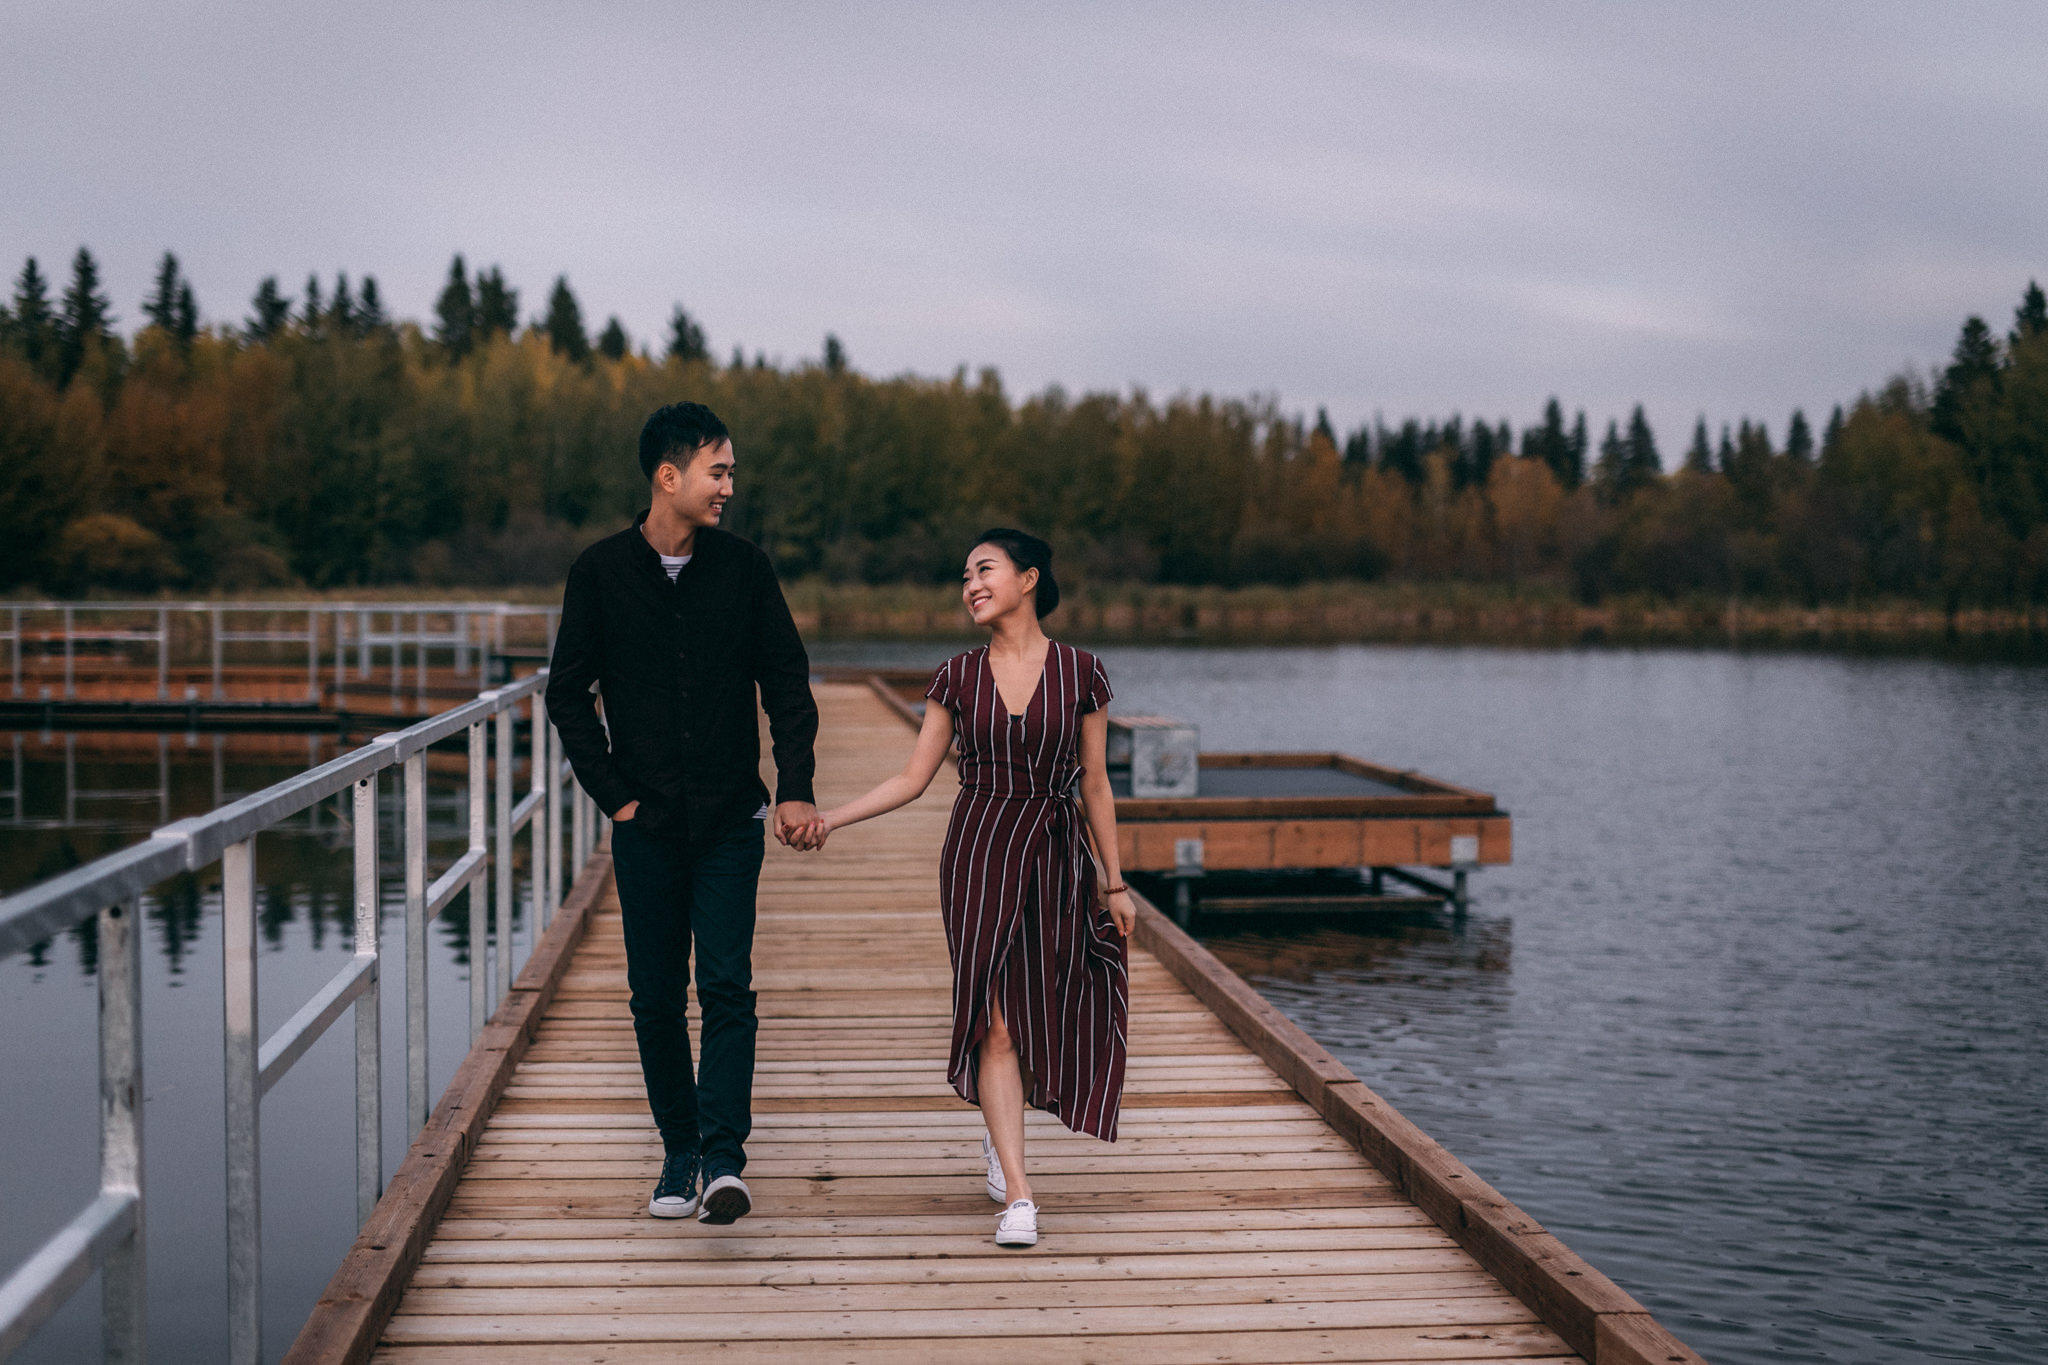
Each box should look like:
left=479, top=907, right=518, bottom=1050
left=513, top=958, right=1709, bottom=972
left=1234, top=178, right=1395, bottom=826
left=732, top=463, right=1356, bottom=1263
left=1, top=247, right=2044, bottom=607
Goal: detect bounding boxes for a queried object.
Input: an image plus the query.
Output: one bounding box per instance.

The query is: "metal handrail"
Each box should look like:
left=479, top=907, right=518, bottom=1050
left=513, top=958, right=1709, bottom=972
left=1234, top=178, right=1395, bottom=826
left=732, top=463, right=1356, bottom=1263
left=0, top=666, right=606, bottom=1364
left=0, top=601, right=560, bottom=703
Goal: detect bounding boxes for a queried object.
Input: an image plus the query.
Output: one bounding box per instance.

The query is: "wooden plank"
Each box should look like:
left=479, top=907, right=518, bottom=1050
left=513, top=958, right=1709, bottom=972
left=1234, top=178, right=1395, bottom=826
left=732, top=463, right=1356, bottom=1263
left=367, top=1320, right=1575, bottom=1363
left=378, top=1296, right=1544, bottom=1343
left=395, top=1271, right=1513, bottom=1314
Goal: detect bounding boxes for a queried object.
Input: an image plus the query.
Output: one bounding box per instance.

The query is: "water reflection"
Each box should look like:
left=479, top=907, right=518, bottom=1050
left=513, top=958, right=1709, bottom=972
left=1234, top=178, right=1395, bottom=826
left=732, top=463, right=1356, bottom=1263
left=3, top=729, right=519, bottom=980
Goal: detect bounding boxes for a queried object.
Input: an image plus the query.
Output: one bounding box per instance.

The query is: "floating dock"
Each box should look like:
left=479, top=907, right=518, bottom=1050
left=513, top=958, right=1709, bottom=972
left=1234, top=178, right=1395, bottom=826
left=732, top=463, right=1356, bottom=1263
left=865, top=673, right=1512, bottom=918
left=289, top=681, right=1696, bottom=1365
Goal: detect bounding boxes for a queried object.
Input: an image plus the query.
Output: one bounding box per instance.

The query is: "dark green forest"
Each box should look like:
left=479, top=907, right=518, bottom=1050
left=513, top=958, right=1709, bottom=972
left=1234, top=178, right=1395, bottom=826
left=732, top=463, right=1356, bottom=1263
left=2, top=248, right=2045, bottom=607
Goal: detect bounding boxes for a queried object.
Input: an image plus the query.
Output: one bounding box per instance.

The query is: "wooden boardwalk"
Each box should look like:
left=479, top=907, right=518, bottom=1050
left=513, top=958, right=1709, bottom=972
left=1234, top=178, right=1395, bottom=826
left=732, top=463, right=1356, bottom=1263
left=301, top=682, right=1697, bottom=1365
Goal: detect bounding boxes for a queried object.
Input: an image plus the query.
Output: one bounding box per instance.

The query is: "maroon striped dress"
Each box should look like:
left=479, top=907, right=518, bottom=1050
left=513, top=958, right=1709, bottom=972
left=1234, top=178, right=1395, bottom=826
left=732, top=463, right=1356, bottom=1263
left=926, top=642, right=1129, bottom=1141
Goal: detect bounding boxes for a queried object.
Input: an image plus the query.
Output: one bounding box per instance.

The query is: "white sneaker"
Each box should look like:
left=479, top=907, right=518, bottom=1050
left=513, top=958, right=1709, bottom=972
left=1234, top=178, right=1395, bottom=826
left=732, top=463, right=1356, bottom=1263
left=982, top=1133, right=1006, bottom=1203
left=697, top=1171, right=752, bottom=1225
left=995, top=1198, right=1038, bottom=1247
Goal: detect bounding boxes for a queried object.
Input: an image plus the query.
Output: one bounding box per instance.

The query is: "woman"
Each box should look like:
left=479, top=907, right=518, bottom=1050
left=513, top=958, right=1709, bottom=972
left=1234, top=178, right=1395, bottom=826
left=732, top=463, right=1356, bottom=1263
left=814, top=528, right=1135, bottom=1248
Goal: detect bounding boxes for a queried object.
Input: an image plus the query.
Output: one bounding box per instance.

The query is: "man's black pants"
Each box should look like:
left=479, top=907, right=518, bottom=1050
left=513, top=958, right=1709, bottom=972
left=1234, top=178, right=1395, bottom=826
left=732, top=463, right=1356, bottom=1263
left=609, top=815, right=764, bottom=1174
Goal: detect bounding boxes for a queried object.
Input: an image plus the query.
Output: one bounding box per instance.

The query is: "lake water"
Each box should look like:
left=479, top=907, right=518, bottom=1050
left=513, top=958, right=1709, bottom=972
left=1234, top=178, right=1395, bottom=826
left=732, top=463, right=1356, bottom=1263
left=6, top=644, right=2047, bottom=1363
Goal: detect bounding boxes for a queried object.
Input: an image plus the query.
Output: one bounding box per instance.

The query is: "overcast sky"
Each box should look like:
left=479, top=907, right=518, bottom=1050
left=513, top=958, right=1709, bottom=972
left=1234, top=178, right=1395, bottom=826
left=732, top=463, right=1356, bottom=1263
left=5, top=2, right=2045, bottom=453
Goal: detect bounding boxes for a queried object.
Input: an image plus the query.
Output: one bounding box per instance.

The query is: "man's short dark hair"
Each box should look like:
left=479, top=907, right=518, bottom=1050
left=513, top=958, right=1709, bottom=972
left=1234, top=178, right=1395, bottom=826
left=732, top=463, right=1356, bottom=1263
left=638, top=402, right=731, bottom=481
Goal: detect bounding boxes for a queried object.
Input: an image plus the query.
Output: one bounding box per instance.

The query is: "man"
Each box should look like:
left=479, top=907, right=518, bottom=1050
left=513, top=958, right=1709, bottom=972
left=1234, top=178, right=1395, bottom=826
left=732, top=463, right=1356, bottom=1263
left=546, top=401, right=820, bottom=1225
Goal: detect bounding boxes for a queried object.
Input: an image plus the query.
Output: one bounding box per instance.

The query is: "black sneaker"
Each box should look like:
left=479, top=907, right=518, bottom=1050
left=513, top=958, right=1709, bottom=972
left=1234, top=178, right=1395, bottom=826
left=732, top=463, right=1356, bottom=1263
left=698, top=1167, right=752, bottom=1224
left=648, top=1151, right=701, bottom=1218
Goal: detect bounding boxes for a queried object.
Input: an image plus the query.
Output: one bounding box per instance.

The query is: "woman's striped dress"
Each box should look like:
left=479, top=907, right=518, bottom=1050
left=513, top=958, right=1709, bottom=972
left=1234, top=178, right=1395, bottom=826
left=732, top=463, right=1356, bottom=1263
left=926, top=643, right=1129, bottom=1141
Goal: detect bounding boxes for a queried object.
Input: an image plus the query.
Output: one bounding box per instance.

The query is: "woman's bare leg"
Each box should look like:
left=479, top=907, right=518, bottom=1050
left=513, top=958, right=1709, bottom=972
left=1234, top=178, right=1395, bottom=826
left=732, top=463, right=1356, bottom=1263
left=978, top=999, right=1031, bottom=1204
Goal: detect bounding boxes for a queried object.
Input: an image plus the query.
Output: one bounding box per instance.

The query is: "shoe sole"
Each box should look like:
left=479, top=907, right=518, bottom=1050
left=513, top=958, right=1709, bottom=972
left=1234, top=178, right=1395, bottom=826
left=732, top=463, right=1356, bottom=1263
left=698, top=1181, right=751, bottom=1225
left=995, top=1226, right=1038, bottom=1248
left=648, top=1196, right=700, bottom=1219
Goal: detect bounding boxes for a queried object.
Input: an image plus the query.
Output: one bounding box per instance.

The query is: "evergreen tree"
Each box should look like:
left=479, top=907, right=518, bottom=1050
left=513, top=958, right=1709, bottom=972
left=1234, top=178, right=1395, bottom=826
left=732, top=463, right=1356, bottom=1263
left=9, top=257, right=57, bottom=374
left=246, top=276, right=291, bottom=342
left=143, top=252, right=184, bottom=333
left=1566, top=411, right=1588, bottom=489
left=474, top=267, right=518, bottom=339
left=56, top=246, right=115, bottom=384
left=434, top=254, right=475, bottom=357
left=1684, top=416, right=1713, bottom=473
left=174, top=282, right=197, bottom=345
left=1342, top=425, right=1372, bottom=466
left=1822, top=405, right=1845, bottom=460
left=1465, top=420, right=1497, bottom=488
left=1524, top=397, right=1573, bottom=485
left=823, top=333, right=847, bottom=374
left=331, top=273, right=358, bottom=335
left=544, top=276, right=589, bottom=361
left=1931, top=315, right=1999, bottom=445
left=730, top=345, right=745, bottom=370
left=1593, top=419, right=1628, bottom=501
left=1624, top=405, right=1661, bottom=484
left=301, top=274, right=325, bottom=332
left=1785, top=409, right=1814, bottom=465
left=2012, top=280, right=2047, bottom=345
left=597, top=316, right=629, bottom=360
left=666, top=304, right=708, bottom=362
left=1725, top=419, right=1775, bottom=516
left=358, top=276, right=390, bottom=332
left=1313, top=407, right=1336, bottom=445
left=1379, top=418, right=1424, bottom=483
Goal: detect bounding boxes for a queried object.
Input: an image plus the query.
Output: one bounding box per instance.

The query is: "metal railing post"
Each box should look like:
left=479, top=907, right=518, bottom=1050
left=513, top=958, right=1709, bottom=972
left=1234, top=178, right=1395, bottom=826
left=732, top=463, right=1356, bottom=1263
left=210, top=607, right=223, bottom=701
left=509, top=701, right=533, bottom=1001
left=354, top=771, right=383, bottom=1223
left=221, top=837, right=260, bottom=1365
left=529, top=698, right=550, bottom=938
left=414, top=613, right=427, bottom=710
left=156, top=607, right=169, bottom=702
left=467, top=717, right=489, bottom=1034
left=403, top=750, right=429, bottom=1131
left=572, top=769, right=590, bottom=878
left=99, top=894, right=145, bottom=1364
left=62, top=606, right=75, bottom=700
left=307, top=608, right=320, bottom=702
left=492, top=705, right=513, bottom=1031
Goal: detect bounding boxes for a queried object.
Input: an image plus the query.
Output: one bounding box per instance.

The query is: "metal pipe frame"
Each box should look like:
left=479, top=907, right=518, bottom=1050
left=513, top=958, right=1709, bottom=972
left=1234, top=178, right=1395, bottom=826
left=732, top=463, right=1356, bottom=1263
left=0, top=667, right=583, bottom=1365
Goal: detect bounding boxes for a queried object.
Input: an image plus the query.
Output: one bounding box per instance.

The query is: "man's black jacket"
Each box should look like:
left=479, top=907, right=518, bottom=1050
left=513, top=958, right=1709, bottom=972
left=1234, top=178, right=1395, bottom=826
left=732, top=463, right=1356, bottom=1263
left=545, top=515, right=817, bottom=839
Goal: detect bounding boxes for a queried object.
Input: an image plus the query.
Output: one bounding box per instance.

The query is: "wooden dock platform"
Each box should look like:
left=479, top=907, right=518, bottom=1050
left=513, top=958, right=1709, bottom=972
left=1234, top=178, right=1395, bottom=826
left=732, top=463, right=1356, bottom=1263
left=290, top=682, right=1700, bottom=1365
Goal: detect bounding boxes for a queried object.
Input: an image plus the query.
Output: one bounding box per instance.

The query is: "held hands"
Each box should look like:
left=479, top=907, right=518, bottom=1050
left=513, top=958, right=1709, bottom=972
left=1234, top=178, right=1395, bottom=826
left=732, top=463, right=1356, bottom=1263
left=1105, top=888, right=1135, bottom=938
left=775, top=801, right=831, bottom=852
